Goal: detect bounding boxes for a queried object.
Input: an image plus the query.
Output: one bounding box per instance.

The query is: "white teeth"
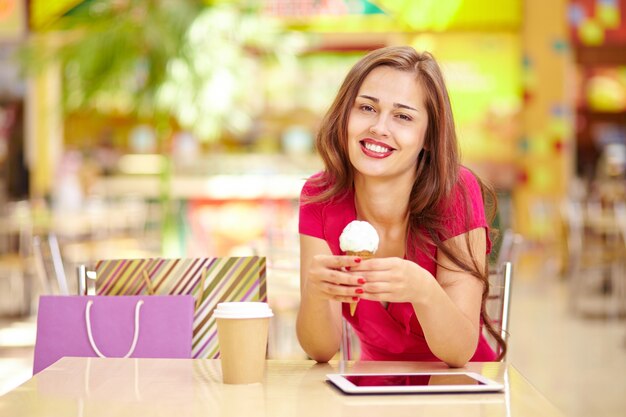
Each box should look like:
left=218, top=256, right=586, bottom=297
left=363, top=142, right=391, bottom=153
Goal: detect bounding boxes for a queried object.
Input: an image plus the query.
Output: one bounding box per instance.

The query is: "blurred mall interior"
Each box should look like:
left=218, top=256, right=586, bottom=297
left=0, top=1, right=625, bottom=416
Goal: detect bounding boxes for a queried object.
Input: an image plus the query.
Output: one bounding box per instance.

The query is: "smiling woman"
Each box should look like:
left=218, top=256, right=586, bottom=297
left=296, top=46, right=504, bottom=367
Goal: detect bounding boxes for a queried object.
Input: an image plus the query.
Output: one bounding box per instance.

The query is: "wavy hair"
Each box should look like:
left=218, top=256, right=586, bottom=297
left=308, top=45, right=505, bottom=359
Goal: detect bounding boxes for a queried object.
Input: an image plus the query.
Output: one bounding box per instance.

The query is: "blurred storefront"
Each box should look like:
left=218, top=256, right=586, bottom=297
left=13, top=1, right=523, bottom=254
left=1, top=0, right=624, bottom=274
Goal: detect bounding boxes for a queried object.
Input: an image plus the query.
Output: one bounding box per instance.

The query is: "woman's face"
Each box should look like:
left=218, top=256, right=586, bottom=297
left=347, top=66, right=428, bottom=183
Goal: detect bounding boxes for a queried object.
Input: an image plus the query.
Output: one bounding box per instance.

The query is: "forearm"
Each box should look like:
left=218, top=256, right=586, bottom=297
left=296, top=292, right=342, bottom=362
left=412, top=279, right=479, bottom=367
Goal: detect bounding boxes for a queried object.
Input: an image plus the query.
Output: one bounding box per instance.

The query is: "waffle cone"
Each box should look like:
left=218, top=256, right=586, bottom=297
left=349, top=302, right=358, bottom=316
left=345, top=250, right=374, bottom=259
left=345, top=251, right=373, bottom=316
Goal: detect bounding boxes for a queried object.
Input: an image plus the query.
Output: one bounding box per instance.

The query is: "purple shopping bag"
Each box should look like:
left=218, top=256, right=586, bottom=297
left=33, top=295, right=194, bottom=374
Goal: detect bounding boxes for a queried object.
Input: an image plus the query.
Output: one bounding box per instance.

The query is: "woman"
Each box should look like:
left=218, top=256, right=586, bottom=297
left=296, top=46, right=505, bottom=367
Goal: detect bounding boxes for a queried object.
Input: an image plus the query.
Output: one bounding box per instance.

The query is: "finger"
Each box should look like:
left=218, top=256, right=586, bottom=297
left=316, top=255, right=366, bottom=270
left=361, top=281, right=392, bottom=294
left=335, top=274, right=367, bottom=287
left=357, top=291, right=392, bottom=301
left=348, top=257, right=395, bottom=272
left=324, top=291, right=362, bottom=304
left=354, top=270, right=396, bottom=283
left=318, top=288, right=359, bottom=304
left=320, top=269, right=365, bottom=286
left=321, top=282, right=364, bottom=298
left=335, top=295, right=361, bottom=303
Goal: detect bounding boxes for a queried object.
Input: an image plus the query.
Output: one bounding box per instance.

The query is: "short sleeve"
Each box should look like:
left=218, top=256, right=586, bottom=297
left=298, top=175, right=325, bottom=239
left=439, top=167, right=492, bottom=253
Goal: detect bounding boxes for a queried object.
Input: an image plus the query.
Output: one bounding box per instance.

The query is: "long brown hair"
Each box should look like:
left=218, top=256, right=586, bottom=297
left=309, top=45, right=506, bottom=359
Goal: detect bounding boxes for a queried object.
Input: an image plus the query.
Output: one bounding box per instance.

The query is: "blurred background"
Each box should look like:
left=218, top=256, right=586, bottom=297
left=0, top=1, right=625, bottom=416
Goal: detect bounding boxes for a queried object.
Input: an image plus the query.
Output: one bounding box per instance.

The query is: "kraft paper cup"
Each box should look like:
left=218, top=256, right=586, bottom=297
left=214, top=302, right=273, bottom=384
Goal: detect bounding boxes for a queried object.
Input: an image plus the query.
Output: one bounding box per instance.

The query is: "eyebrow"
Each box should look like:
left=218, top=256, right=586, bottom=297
left=358, top=95, right=418, bottom=112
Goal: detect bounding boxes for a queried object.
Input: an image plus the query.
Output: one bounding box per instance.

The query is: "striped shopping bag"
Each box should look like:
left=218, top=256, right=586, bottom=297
left=95, top=257, right=267, bottom=359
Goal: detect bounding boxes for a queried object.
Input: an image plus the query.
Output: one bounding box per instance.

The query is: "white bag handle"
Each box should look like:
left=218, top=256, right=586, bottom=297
left=85, top=300, right=144, bottom=358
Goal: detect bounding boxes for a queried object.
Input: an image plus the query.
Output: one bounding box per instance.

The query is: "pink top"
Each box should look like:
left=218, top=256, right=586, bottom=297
left=299, top=167, right=497, bottom=362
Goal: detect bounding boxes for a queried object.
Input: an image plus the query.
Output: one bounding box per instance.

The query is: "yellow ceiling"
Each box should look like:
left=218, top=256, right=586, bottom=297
left=30, top=0, right=522, bottom=31
left=30, top=0, right=84, bottom=29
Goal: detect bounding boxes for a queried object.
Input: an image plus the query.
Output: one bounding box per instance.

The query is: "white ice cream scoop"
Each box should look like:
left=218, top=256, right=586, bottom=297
left=340, top=220, right=379, bottom=254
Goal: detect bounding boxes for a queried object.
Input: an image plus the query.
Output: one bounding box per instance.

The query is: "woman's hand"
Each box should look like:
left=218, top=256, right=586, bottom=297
left=349, top=257, right=431, bottom=304
left=304, top=255, right=367, bottom=304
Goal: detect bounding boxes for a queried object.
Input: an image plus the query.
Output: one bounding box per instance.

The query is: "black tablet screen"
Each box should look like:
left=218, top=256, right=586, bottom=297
left=345, top=374, right=485, bottom=387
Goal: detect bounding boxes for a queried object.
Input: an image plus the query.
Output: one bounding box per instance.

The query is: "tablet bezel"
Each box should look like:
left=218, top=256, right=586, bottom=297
left=326, top=372, right=505, bottom=394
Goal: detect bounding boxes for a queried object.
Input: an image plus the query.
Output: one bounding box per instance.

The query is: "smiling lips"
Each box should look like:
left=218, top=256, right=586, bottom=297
left=360, top=139, right=395, bottom=158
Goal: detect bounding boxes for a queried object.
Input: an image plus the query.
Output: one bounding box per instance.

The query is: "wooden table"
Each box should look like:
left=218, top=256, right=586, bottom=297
left=0, top=358, right=563, bottom=417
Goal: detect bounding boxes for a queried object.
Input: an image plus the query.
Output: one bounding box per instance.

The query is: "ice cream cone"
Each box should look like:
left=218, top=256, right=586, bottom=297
left=340, top=220, right=379, bottom=317
left=344, top=250, right=375, bottom=257
left=345, top=250, right=374, bottom=316
left=349, top=302, right=358, bottom=316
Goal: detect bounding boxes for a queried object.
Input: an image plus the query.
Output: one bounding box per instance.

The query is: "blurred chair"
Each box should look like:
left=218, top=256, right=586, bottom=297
left=340, top=317, right=360, bottom=362
left=0, top=201, right=34, bottom=316
left=76, top=264, right=98, bottom=296
left=50, top=196, right=153, bottom=271
left=495, top=229, right=523, bottom=266
left=613, top=202, right=626, bottom=242
left=484, top=261, right=513, bottom=360
left=563, top=199, right=623, bottom=317
left=32, top=234, right=70, bottom=295
left=613, top=202, right=626, bottom=317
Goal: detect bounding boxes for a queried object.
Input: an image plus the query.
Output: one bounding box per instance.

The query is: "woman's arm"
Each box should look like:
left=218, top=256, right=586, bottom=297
left=296, top=234, right=362, bottom=362
left=354, top=227, right=486, bottom=367
left=411, top=228, right=486, bottom=367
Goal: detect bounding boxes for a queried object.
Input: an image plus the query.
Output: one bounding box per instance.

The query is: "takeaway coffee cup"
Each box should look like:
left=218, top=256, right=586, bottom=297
left=213, top=302, right=273, bottom=384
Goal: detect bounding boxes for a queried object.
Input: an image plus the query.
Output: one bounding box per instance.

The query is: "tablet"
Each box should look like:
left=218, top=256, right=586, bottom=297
left=326, top=372, right=504, bottom=394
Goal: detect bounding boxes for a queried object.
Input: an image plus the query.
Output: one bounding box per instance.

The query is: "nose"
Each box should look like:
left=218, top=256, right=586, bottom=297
left=369, top=114, right=390, bottom=137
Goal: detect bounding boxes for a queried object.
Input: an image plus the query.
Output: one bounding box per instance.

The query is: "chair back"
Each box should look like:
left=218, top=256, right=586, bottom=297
left=562, top=198, right=624, bottom=316
left=32, top=234, right=69, bottom=295
left=0, top=201, right=34, bottom=316
left=561, top=199, right=585, bottom=277
left=614, top=202, right=626, bottom=247
left=341, top=317, right=360, bottom=362
left=484, top=261, right=513, bottom=359
left=496, top=229, right=523, bottom=266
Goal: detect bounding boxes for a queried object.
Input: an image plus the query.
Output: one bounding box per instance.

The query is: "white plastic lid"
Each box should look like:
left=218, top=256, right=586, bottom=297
left=213, top=302, right=273, bottom=319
